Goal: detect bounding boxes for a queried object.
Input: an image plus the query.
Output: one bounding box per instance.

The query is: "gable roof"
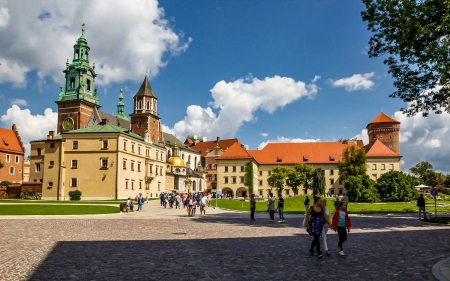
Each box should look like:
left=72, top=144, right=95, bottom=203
left=248, top=141, right=363, bottom=165
left=65, top=123, right=143, bottom=141
left=163, top=132, right=199, bottom=153
left=364, top=139, right=401, bottom=157
left=99, top=111, right=131, bottom=129
left=216, top=142, right=254, bottom=160
left=0, top=125, right=25, bottom=154
left=368, top=113, right=399, bottom=125
left=134, top=75, right=157, bottom=98
left=188, top=138, right=240, bottom=156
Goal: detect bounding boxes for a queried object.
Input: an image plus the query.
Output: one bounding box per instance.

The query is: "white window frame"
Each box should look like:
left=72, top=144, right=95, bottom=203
left=35, top=163, right=41, bottom=173
left=9, top=166, right=14, bottom=175
left=102, top=140, right=108, bottom=149
left=101, top=158, right=109, bottom=169
left=5, top=154, right=10, bottom=163
left=70, top=178, right=78, bottom=187
left=15, top=155, right=20, bottom=164
left=71, top=160, right=78, bottom=169
left=73, top=140, right=78, bottom=149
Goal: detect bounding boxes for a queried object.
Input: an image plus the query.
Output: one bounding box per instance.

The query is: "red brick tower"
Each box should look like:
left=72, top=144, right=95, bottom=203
left=366, top=113, right=400, bottom=154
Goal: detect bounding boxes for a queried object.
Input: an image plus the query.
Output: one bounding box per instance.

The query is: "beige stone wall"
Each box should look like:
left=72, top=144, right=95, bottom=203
left=42, top=140, right=63, bottom=200
left=366, top=157, right=401, bottom=181
left=29, top=141, right=45, bottom=184
left=216, top=159, right=255, bottom=197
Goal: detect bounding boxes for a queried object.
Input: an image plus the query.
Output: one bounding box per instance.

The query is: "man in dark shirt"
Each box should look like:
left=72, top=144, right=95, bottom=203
left=304, top=196, right=310, bottom=213
left=277, top=194, right=285, bottom=223
left=417, top=193, right=427, bottom=220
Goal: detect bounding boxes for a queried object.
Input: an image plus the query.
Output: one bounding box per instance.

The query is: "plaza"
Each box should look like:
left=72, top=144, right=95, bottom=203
left=1, top=201, right=450, bottom=280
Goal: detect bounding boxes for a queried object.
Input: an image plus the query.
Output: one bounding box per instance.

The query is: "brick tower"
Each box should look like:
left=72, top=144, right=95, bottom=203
left=366, top=113, right=400, bottom=154
left=129, top=74, right=164, bottom=145
left=55, top=24, right=100, bottom=133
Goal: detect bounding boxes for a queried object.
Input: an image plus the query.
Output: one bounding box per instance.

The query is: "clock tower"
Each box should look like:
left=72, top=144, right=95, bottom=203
left=56, top=24, right=100, bottom=133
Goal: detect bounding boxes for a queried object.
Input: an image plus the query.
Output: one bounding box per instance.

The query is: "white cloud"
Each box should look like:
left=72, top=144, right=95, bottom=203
left=167, top=75, right=319, bottom=140
left=353, top=128, right=369, bottom=146
left=260, top=132, right=268, bottom=138
left=312, top=75, right=321, bottom=83
left=258, top=136, right=320, bottom=150
left=0, top=0, right=191, bottom=86
left=331, top=72, right=375, bottom=91
left=1, top=105, right=57, bottom=155
left=161, top=124, right=175, bottom=135
left=10, top=99, right=27, bottom=106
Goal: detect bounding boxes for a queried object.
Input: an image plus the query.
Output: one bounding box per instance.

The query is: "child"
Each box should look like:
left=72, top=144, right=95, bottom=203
left=332, top=202, right=351, bottom=256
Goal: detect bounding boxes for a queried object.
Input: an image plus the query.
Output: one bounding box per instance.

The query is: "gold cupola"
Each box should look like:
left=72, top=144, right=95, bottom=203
left=169, top=141, right=185, bottom=167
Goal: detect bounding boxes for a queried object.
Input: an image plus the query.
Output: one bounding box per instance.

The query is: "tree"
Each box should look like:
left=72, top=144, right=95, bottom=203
left=361, top=0, right=450, bottom=116
left=244, top=161, right=254, bottom=195
left=443, top=174, right=450, bottom=188
left=344, top=175, right=380, bottom=203
left=337, top=145, right=367, bottom=180
left=426, top=170, right=445, bottom=187
left=409, top=161, right=434, bottom=184
left=0, top=181, right=12, bottom=187
left=0, top=160, right=4, bottom=169
left=312, top=168, right=326, bottom=196
left=375, top=171, right=419, bottom=202
left=294, top=163, right=315, bottom=194
left=286, top=167, right=304, bottom=195
left=267, top=166, right=289, bottom=195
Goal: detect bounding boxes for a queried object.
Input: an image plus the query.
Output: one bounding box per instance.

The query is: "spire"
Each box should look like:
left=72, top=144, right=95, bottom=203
left=134, top=75, right=157, bottom=98
left=116, top=84, right=128, bottom=121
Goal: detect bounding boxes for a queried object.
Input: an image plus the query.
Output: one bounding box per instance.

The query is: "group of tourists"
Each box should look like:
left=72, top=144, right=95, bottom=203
left=122, top=193, right=148, bottom=212
left=159, top=192, right=213, bottom=217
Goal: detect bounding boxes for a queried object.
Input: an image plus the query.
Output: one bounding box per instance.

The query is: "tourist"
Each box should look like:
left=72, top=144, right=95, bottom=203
left=417, top=193, right=427, bottom=220
left=304, top=196, right=310, bottom=212
left=188, top=195, right=194, bottom=217
left=334, top=197, right=340, bottom=211
left=332, top=202, right=351, bottom=256
left=320, top=199, right=332, bottom=257
left=159, top=192, right=164, bottom=206
left=175, top=193, right=181, bottom=209
left=126, top=197, right=132, bottom=212
left=305, top=196, right=324, bottom=259
left=250, top=194, right=256, bottom=221
left=200, top=193, right=207, bottom=216
left=341, top=194, right=349, bottom=209
left=267, top=193, right=276, bottom=222
left=137, top=193, right=144, bottom=211
left=277, top=194, right=285, bottom=223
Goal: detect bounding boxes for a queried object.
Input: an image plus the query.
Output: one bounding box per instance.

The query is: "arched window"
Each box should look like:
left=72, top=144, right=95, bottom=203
left=146, top=101, right=150, bottom=110
left=138, top=100, right=142, bottom=110
left=193, top=181, right=197, bottom=191
left=188, top=155, right=191, bottom=165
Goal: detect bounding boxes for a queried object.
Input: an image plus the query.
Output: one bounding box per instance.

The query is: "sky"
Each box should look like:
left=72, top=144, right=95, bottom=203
left=0, top=0, right=449, bottom=174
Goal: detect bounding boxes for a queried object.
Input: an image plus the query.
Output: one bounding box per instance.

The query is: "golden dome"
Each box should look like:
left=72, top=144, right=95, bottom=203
left=169, top=156, right=185, bottom=167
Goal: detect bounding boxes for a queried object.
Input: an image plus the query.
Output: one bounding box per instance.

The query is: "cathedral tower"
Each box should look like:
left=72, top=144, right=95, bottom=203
left=366, top=113, right=400, bottom=154
left=116, top=85, right=128, bottom=121
left=129, top=74, right=164, bottom=144
left=56, top=24, right=99, bottom=133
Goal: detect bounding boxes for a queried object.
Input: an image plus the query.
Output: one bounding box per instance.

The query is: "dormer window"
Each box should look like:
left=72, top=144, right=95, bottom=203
left=70, top=77, right=75, bottom=88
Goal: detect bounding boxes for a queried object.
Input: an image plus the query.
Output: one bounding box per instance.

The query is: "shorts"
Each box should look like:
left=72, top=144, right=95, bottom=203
left=200, top=204, right=206, bottom=212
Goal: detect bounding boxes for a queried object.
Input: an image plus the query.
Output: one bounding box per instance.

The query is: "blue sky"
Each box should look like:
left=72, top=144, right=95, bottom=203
left=0, top=0, right=448, bottom=173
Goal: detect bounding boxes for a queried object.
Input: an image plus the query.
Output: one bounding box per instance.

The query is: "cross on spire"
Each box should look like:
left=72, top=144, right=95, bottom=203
left=81, top=23, right=85, bottom=35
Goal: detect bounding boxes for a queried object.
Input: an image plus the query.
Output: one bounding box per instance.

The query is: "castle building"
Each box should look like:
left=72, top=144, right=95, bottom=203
left=0, top=125, right=25, bottom=183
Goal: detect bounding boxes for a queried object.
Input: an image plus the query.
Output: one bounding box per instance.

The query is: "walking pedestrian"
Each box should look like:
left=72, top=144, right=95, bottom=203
left=304, top=196, right=310, bottom=213
left=277, top=194, right=285, bottom=223
left=305, top=196, right=325, bottom=259
left=250, top=194, right=256, bottom=221
left=267, top=193, right=276, bottom=222
left=200, top=193, right=207, bottom=216
left=334, top=197, right=340, bottom=211
left=320, top=199, right=332, bottom=256
left=332, top=202, right=351, bottom=256
left=341, top=194, right=349, bottom=209
left=417, top=193, right=427, bottom=220
left=137, top=193, right=144, bottom=211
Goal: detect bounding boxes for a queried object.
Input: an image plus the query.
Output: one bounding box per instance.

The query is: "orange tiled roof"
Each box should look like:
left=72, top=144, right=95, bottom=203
left=188, top=138, right=240, bottom=157
left=368, top=113, right=399, bottom=124
left=364, top=139, right=401, bottom=157
left=247, top=141, right=363, bottom=164
left=216, top=142, right=253, bottom=160
left=0, top=126, right=25, bottom=154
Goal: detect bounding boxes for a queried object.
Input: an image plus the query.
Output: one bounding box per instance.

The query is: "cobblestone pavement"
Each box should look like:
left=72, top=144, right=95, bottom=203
left=1, top=201, right=449, bottom=281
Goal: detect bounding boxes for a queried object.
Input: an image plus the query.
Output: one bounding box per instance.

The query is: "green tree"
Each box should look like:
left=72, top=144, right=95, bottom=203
left=443, top=174, right=450, bottom=188
left=426, top=170, right=445, bottom=187
left=286, top=167, right=304, bottom=195
left=312, top=168, right=326, bottom=196
left=344, top=175, right=380, bottom=203
left=375, top=171, right=419, bottom=202
left=0, top=181, right=12, bottom=187
left=361, top=0, right=450, bottom=116
left=68, top=190, right=82, bottom=201
left=337, top=145, right=367, bottom=180
left=294, top=163, right=315, bottom=194
left=244, top=161, right=254, bottom=194
left=0, top=160, right=4, bottom=169
left=267, top=166, right=289, bottom=195
left=409, top=161, right=434, bottom=184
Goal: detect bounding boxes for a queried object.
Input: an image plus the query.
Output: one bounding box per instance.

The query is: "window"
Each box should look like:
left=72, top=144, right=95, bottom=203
left=240, top=176, right=244, bottom=183
left=123, top=160, right=127, bottom=170
left=35, top=163, right=41, bottom=173
left=259, top=171, right=262, bottom=176
left=131, top=162, right=135, bottom=171
left=49, top=161, right=54, bottom=167
left=158, top=182, right=161, bottom=191
left=232, top=166, right=236, bottom=172
left=232, top=177, right=236, bottom=183
left=138, top=100, right=142, bottom=110
left=389, top=145, right=393, bottom=148
left=381, top=164, right=385, bottom=170
left=138, top=146, right=141, bottom=154
left=86, top=79, right=91, bottom=91
left=259, top=190, right=263, bottom=196
left=240, top=166, right=244, bottom=172
left=5, top=154, right=10, bottom=163
left=137, top=120, right=141, bottom=128
left=139, top=181, right=142, bottom=189
left=150, top=165, right=153, bottom=174
left=160, top=167, right=162, bottom=175
left=339, top=178, right=343, bottom=185
left=125, top=181, right=129, bottom=189
left=70, top=77, right=75, bottom=88
left=156, top=166, right=159, bottom=175
left=138, top=163, right=141, bottom=172
left=286, top=189, right=290, bottom=195
left=73, top=141, right=78, bottom=149
left=9, top=167, right=14, bottom=175
left=48, top=182, right=53, bottom=189
left=131, top=181, right=134, bottom=190
left=132, top=144, right=135, bottom=153
left=37, top=148, right=42, bottom=156
left=71, top=160, right=78, bottom=169
left=268, top=171, right=271, bottom=176
left=389, top=164, right=394, bottom=170
left=146, top=101, right=150, bottom=110
left=101, top=159, right=108, bottom=168
left=259, top=180, right=263, bottom=185
left=70, top=178, right=77, bottom=187
left=372, top=164, right=377, bottom=170
left=123, top=142, right=127, bottom=151
left=146, top=149, right=149, bottom=157
left=102, top=140, right=108, bottom=149
left=330, top=179, right=334, bottom=185
left=330, top=169, right=334, bottom=175
left=156, top=152, right=159, bottom=160
left=372, top=174, right=378, bottom=180
left=224, top=177, right=229, bottom=183
left=330, top=189, right=335, bottom=195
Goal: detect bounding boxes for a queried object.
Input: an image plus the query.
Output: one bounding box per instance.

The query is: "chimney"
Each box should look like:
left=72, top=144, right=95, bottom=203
left=101, top=118, right=108, bottom=125
left=47, top=130, right=55, bottom=140
left=216, top=136, right=220, bottom=142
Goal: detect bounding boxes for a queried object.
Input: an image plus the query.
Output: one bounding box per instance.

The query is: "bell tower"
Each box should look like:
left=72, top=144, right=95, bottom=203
left=56, top=23, right=100, bottom=133
left=366, top=112, right=400, bottom=154
left=129, top=74, right=164, bottom=145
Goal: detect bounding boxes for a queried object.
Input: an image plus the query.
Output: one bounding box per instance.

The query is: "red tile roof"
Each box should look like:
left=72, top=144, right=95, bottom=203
left=216, top=142, right=253, bottom=160
left=364, top=139, right=401, bottom=157
left=368, top=113, right=399, bottom=125
left=248, top=141, right=363, bottom=164
left=0, top=125, right=25, bottom=154
left=187, top=138, right=240, bottom=156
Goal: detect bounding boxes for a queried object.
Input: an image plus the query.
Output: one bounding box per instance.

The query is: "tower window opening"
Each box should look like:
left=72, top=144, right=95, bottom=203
left=70, top=77, right=75, bottom=88
left=85, top=51, right=89, bottom=61
left=86, top=79, right=91, bottom=91
left=75, top=50, right=79, bottom=59
left=138, top=100, right=142, bottom=110
left=137, top=120, right=142, bottom=128
left=146, top=101, right=150, bottom=110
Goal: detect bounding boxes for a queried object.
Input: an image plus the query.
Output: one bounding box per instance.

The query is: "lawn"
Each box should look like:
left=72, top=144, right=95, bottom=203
left=210, top=195, right=450, bottom=214
left=0, top=199, right=158, bottom=204
left=0, top=204, right=119, bottom=215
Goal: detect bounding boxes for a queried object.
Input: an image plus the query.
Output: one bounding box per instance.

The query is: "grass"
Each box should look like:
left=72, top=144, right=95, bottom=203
left=0, top=199, right=158, bottom=204
left=210, top=195, right=450, bottom=214
left=0, top=205, right=119, bottom=215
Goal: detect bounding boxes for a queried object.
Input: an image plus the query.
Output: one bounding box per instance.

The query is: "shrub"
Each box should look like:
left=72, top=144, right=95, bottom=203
left=68, top=190, right=82, bottom=201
